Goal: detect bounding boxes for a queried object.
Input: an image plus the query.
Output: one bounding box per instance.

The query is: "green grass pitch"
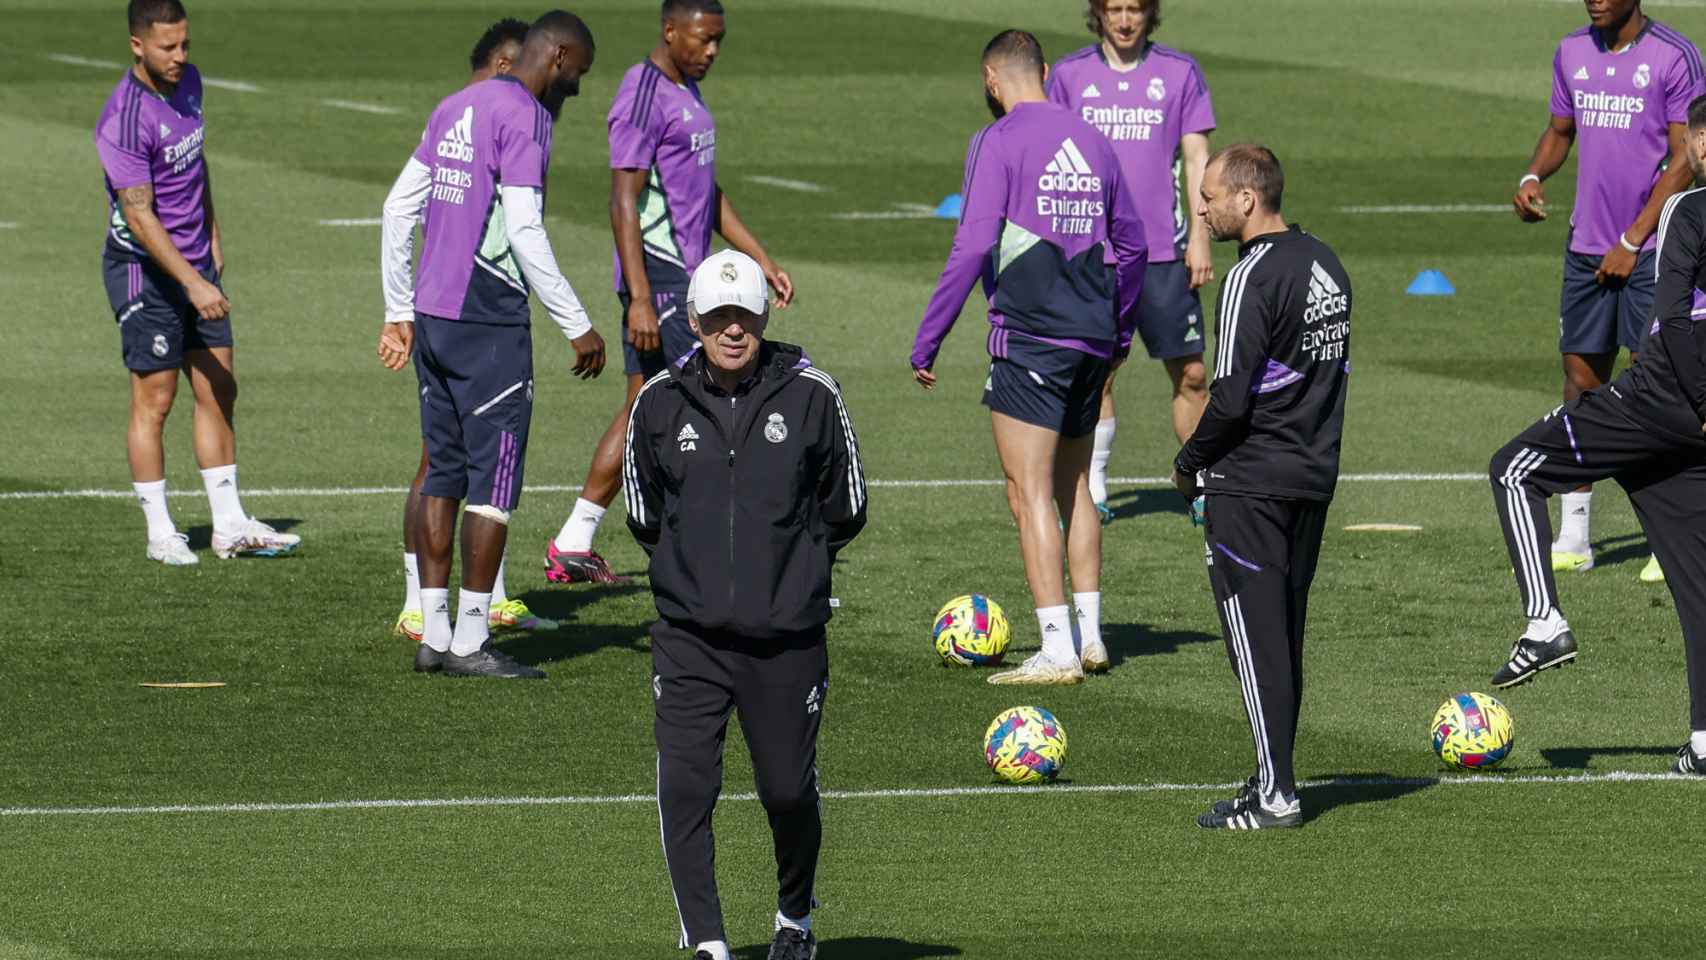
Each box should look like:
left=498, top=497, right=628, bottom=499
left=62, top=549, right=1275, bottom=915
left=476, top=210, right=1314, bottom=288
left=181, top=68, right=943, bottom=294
left=3, top=0, right=1706, bottom=956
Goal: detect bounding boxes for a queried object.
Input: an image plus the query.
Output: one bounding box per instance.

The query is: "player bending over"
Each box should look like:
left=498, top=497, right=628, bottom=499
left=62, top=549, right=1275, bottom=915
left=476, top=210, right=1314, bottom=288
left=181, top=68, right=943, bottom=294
left=912, top=29, right=1146, bottom=685
left=378, top=11, right=605, bottom=679
left=1488, top=94, right=1706, bottom=777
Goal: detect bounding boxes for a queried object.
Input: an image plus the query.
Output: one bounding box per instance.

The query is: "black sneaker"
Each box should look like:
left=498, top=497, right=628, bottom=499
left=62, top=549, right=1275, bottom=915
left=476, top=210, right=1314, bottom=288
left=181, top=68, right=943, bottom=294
left=413, top=643, right=444, bottom=674
left=441, top=645, right=546, bottom=679
left=1196, top=791, right=1302, bottom=830
left=1492, top=629, right=1577, bottom=688
left=693, top=953, right=715, bottom=960
left=1675, top=744, right=1706, bottom=775
left=768, top=926, right=817, bottom=960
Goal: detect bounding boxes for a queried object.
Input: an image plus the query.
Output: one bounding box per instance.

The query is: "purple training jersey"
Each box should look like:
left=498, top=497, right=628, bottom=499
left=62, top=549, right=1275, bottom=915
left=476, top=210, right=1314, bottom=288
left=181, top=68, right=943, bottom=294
left=412, top=75, right=552, bottom=325
left=94, top=64, right=211, bottom=269
left=1551, top=20, right=1704, bottom=255
left=607, top=60, right=717, bottom=291
left=1047, top=43, right=1215, bottom=262
left=912, top=101, right=1148, bottom=370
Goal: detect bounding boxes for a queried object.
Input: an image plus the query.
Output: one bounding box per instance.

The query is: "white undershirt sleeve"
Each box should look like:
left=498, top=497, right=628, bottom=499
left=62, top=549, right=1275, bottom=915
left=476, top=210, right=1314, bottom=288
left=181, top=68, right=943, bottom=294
left=380, top=157, right=432, bottom=324
left=501, top=184, right=592, bottom=341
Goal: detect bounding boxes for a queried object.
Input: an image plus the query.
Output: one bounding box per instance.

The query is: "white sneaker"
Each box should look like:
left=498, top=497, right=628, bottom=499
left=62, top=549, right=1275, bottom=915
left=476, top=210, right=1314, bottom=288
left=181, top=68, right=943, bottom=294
left=1080, top=636, right=1110, bottom=673
left=211, top=518, right=301, bottom=559
left=987, top=651, right=1084, bottom=686
left=146, top=532, right=199, bottom=566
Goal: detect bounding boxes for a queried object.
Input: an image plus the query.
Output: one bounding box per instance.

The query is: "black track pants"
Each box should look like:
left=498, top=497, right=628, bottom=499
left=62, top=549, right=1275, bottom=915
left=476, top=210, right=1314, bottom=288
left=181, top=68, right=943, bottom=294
left=1203, top=493, right=1329, bottom=804
left=1489, top=390, right=1706, bottom=730
left=651, top=620, right=828, bottom=947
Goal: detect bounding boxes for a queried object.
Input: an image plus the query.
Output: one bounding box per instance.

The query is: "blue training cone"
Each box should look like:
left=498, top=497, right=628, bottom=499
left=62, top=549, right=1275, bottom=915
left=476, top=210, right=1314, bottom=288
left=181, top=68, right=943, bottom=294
left=1406, top=269, right=1455, bottom=296
left=933, top=193, right=963, bottom=219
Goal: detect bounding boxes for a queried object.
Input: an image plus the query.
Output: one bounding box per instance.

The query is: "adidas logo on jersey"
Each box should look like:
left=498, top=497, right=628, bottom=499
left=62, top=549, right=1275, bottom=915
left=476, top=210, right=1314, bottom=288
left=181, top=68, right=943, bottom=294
left=436, top=105, right=475, bottom=162
left=1038, top=137, right=1102, bottom=193
left=1573, top=66, right=1589, bottom=80
left=677, top=422, right=700, bottom=452
left=159, top=122, right=171, bottom=138
left=682, top=106, right=693, bottom=122
left=1081, top=83, right=1102, bottom=98
left=1304, top=260, right=1348, bottom=323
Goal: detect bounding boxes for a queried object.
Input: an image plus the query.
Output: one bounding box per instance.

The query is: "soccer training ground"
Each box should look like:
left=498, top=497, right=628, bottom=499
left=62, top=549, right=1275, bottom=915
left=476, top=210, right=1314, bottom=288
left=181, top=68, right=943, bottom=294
left=4, top=0, right=1706, bottom=956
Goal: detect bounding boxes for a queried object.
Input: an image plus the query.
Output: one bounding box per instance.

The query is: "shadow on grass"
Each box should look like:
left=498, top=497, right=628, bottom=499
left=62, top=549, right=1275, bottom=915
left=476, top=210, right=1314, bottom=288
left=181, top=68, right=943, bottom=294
left=1590, top=531, right=1651, bottom=568
left=184, top=517, right=304, bottom=552
left=736, top=938, right=962, bottom=959
left=1539, top=745, right=1677, bottom=770
left=1106, top=487, right=1191, bottom=522
left=490, top=585, right=652, bottom=666
left=1102, top=622, right=1218, bottom=666
left=1299, top=773, right=1434, bottom=824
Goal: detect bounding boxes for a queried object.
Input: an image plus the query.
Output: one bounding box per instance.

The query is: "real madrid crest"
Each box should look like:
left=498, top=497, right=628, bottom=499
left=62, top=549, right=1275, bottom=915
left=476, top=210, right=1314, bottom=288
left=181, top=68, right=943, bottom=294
left=764, top=411, right=788, bottom=444
left=721, top=262, right=739, bottom=283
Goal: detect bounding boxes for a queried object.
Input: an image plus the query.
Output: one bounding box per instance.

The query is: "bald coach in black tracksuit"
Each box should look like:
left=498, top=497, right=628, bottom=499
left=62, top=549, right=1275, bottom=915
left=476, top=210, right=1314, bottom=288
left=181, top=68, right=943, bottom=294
left=1173, top=144, right=1352, bottom=830
left=624, top=251, right=866, bottom=960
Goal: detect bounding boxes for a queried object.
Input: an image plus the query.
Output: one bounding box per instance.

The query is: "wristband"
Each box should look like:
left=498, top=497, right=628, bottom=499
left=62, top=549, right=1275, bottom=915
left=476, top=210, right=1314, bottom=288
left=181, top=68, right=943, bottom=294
left=1518, top=173, right=1541, bottom=188
left=1619, top=232, right=1641, bottom=254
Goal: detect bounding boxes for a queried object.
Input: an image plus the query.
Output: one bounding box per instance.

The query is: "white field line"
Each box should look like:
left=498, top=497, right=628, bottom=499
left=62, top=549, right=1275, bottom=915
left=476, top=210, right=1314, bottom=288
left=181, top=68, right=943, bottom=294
left=745, top=175, right=828, bottom=193
left=45, top=53, right=121, bottom=69
left=2, top=770, right=1696, bottom=818
left=200, top=76, right=262, bottom=93
left=317, top=217, right=383, bottom=227
left=322, top=99, right=400, bottom=116
left=1337, top=204, right=1510, bottom=214
left=0, top=221, right=18, bottom=229
left=0, top=473, right=1485, bottom=502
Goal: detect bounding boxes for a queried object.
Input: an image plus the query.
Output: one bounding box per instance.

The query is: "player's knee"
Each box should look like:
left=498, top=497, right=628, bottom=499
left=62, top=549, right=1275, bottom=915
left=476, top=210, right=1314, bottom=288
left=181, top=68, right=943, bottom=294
left=131, top=383, right=176, bottom=421
left=1176, top=363, right=1207, bottom=398
left=756, top=775, right=815, bottom=817
left=1489, top=443, right=1523, bottom=488
left=465, top=504, right=511, bottom=525
left=658, top=764, right=720, bottom=810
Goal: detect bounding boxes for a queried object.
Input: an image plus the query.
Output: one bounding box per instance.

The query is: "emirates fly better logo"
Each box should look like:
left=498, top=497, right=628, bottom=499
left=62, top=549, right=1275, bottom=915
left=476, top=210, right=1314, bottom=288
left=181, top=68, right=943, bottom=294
left=1038, top=138, right=1102, bottom=193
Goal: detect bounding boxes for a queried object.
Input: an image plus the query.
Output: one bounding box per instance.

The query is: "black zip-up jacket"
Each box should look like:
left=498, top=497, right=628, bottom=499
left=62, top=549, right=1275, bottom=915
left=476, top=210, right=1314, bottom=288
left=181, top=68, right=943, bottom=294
left=1175, top=225, right=1352, bottom=501
left=624, top=340, right=868, bottom=639
left=1616, top=185, right=1706, bottom=446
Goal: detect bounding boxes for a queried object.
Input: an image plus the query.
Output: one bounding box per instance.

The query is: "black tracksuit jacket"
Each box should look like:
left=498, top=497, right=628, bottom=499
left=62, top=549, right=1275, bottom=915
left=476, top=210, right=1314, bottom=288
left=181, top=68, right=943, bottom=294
left=1175, top=225, right=1353, bottom=501
left=624, top=340, right=868, bottom=639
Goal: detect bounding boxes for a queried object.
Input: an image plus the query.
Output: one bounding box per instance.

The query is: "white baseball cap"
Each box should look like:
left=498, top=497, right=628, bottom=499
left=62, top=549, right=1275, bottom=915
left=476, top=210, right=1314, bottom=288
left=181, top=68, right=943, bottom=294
left=688, top=249, right=769, bottom=317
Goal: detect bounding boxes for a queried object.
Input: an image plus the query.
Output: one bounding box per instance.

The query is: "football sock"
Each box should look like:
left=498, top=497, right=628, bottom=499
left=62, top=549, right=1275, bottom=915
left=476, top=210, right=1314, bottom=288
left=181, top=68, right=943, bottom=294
left=1089, top=417, right=1115, bottom=505
left=775, top=911, right=812, bottom=934
left=491, top=556, right=508, bottom=606
left=554, top=497, right=606, bottom=552
left=1691, top=730, right=1706, bottom=756
left=402, top=553, right=421, bottom=612
left=450, top=589, right=492, bottom=656
left=421, top=588, right=452, bottom=653
left=694, top=942, right=731, bottom=960
left=201, top=464, right=248, bottom=532
left=1558, top=491, right=1592, bottom=549
left=1037, top=604, right=1075, bottom=663
left=133, top=479, right=176, bottom=540
left=1072, top=591, right=1102, bottom=653
left=1525, top=607, right=1569, bottom=642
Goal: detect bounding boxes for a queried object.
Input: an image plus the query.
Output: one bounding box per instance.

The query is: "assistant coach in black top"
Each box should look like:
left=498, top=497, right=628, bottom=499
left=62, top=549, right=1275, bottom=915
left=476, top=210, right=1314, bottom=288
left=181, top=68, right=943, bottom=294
left=1172, top=144, right=1353, bottom=830
left=1487, top=93, right=1706, bottom=779
left=625, top=249, right=866, bottom=960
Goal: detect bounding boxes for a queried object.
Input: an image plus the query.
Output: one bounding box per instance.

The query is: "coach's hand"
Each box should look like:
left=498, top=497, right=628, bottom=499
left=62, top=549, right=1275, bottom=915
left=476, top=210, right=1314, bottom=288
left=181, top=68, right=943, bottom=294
left=188, top=277, right=231, bottom=322
left=1171, top=467, right=1197, bottom=499
left=627, top=296, right=660, bottom=355
left=1513, top=179, right=1548, bottom=223
left=1596, top=245, right=1637, bottom=286
left=912, top=366, right=936, bottom=391
left=378, top=321, right=413, bottom=371
left=571, top=328, right=607, bottom=379
left=763, top=259, right=795, bottom=308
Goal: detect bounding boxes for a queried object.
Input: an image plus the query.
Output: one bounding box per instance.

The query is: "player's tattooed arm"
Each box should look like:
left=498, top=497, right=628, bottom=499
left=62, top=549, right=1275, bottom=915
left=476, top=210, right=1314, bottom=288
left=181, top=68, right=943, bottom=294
left=116, top=183, right=230, bottom=322
left=1514, top=115, right=1574, bottom=223
left=715, top=188, right=794, bottom=307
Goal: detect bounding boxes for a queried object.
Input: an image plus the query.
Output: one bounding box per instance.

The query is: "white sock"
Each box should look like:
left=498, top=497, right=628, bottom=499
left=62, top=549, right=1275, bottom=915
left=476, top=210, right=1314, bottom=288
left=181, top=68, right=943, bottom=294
left=693, top=942, right=731, bottom=960
left=133, top=479, right=176, bottom=541
left=1036, top=604, right=1075, bottom=663
left=1691, top=730, right=1706, bottom=756
left=491, top=556, right=508, bottom=606
left=1072, top=591, right=1102, bottom=653
left=421, top=588, right=452, bottom=653
left=1089, top=417, right=1115, bottom=505
left=1525, top=607, right=1569, bottom=642
left=403, top=553, right=422, bottom=612
left=554, top=497, right=606, bottom=552
left=201, top=464, right=248, bottom=532
left=775, top=910, right=812, bottom=934
left=450, top=589, right=492, bottom=656
left=1558, top=491, right=1591, bottom=549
